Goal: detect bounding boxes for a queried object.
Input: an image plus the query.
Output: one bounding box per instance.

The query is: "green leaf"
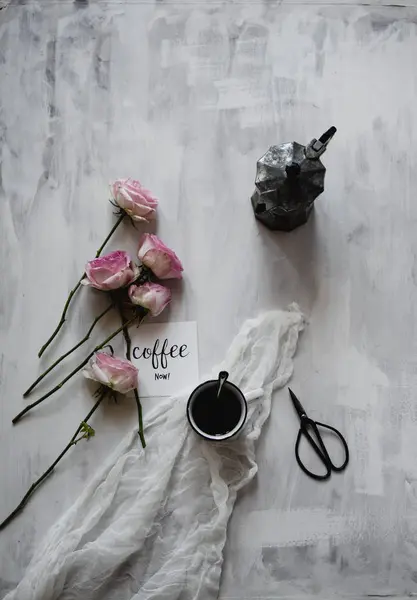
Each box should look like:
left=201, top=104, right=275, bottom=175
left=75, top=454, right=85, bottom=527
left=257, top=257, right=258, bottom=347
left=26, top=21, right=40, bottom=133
left=80, top=421, right=95, bottom=439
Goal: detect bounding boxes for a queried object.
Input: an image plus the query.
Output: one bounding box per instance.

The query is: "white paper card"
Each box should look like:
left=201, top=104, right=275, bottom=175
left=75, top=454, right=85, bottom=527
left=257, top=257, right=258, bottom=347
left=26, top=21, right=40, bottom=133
left=130, top=321, right=199, bottom=397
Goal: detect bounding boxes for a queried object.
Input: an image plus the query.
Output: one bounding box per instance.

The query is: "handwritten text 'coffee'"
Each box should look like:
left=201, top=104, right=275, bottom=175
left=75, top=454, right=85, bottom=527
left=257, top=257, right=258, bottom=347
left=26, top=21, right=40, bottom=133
left=132, top=338, right=189, bottom=370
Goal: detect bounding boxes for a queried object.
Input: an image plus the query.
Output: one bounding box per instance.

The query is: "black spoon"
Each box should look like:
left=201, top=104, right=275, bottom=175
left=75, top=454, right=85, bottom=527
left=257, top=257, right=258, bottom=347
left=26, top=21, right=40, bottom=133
left=216, top=371, right=229, bottom=399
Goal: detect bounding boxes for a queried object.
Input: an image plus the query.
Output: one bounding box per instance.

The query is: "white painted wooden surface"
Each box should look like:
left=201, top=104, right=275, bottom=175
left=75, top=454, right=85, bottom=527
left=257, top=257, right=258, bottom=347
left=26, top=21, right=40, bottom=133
left=1, top=1, right=417, bottom=598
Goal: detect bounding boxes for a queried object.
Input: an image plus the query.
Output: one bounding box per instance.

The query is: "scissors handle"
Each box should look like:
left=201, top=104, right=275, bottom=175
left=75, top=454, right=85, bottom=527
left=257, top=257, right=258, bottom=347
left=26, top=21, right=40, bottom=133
left=314, top=421, right=349, bottom=472
left=295, top=417, right=349, bottom=481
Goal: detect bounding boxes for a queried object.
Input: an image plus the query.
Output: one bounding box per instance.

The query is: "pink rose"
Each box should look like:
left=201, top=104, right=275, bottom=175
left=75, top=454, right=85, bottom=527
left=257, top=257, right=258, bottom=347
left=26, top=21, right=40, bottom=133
left=129, top=282, right=172, bottom=316
left=83, top=352, right=138, bottom=394
left=82, top=250, right=139, bottom=291
left=137, top=234, right=183, bottom=280
left=111, top=178, right=158, bottom=222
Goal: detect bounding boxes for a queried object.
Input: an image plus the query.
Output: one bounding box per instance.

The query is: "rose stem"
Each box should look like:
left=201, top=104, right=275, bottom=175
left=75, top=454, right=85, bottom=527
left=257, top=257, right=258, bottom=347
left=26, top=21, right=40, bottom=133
left=0, top=390, right=105, bottom=532
left=38, top=213, right=125, bottom=358
left=116, top=302, right=146, bottom=448
left=24, top=303, right=114, bottom=397
left=117, top=302, right=132, bottom=361
left=134, top=389, right=146, bottom=449
left=13, top=314, right=138, bottom=424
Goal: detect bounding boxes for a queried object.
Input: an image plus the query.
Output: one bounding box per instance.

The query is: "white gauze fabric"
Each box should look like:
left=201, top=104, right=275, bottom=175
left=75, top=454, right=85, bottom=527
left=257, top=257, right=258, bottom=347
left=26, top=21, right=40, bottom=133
left=7, top=306, right=305, bottom=600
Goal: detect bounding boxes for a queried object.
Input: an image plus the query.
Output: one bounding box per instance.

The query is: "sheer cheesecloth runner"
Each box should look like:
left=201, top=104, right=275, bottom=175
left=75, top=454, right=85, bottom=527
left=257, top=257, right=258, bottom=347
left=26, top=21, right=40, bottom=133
left=7, top=306, right=304, bottom=600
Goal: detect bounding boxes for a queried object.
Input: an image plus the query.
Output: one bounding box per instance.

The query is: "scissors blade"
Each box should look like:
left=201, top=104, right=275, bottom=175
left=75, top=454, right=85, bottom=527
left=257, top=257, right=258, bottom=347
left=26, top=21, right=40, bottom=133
left=288, top=388, right=307, bottom=420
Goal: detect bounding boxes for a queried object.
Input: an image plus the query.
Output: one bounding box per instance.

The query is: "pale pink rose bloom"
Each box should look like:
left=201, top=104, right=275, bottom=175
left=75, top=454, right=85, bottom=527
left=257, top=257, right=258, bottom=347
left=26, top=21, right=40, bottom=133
left=83, top=352, right=138, bottom=394
left=82, top=250, right=139, bottom=291
left=129, top=282, right=172, bottom=317
left=137, top=234, right=183, bottom=280
left=111, top=178, right=158, bottom=222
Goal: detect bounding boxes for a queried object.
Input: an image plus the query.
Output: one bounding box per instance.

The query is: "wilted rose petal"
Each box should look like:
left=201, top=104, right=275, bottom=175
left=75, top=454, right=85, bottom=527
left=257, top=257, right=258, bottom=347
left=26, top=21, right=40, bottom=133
left=82, top=250, right=139, bottom=291
left=137, top=234, right=183, bottom=280
left=111, top=178, right=158, bottom=223
left=83, top=352, right=138, bottom=394
left=129, top=282, right=172, bottom=316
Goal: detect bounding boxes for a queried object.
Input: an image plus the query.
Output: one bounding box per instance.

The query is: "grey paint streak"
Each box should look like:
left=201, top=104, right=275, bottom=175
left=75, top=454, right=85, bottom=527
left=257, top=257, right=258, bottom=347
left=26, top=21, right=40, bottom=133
left=2, top=1, right=417, bottom=599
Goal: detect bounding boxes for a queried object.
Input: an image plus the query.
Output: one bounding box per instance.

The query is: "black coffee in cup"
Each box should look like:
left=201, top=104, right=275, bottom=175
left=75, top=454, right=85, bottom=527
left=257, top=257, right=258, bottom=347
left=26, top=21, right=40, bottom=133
left=192, top=382, right=242, bottom=435
left=187, top=376, right=247, bottom=441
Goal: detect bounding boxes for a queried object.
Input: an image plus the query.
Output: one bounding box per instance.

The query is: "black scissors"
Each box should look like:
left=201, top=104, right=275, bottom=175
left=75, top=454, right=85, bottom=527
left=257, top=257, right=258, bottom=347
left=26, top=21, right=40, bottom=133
left=289, top=388, right=349, bottom=481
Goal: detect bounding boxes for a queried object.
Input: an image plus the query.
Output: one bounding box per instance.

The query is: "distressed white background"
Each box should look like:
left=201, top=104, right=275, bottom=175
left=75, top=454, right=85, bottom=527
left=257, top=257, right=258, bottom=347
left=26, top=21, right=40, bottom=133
left=1, top=0, right=417, bottom=598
